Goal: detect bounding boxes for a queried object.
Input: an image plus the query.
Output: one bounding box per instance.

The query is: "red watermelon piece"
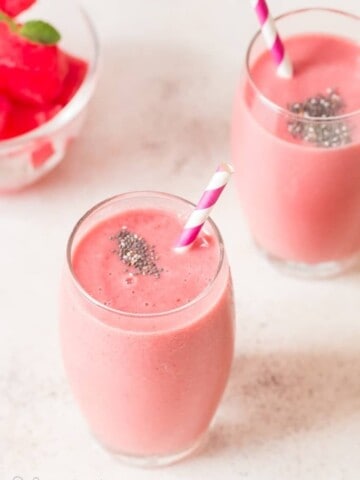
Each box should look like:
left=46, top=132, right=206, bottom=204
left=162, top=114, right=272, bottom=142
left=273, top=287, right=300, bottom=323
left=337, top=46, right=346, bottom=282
left=0, top=10, right=89, bottom=140
left=0, top=0, right=35, bottom=17
left=1, top=101, right=61, bottom=138
left=58, top=54, right=88, bottom=105
left=0, top=94, right=11, bottom=134
left=0, top=22, right=69, bottom=106
left=31, top=141, right=55, bottom=169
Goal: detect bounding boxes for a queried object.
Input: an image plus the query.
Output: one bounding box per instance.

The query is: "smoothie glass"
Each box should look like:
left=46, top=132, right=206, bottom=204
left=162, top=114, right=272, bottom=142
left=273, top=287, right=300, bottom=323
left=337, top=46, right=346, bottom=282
left=232, top=8, right=360, bottom=278
left=60, top=192, right=235, bottom=467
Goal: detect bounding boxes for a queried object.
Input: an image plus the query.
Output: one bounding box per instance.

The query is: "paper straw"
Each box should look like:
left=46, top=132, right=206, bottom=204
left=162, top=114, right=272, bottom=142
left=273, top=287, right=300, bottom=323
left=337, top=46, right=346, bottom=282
left=175, top=163, right=234, bottom=252
left=250, top=0, right=293, bottom=78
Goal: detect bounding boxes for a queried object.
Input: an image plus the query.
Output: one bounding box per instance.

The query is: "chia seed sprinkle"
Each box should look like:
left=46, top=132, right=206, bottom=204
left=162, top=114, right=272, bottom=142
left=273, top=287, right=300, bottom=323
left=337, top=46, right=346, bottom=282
left=287, top=88, right=352, bottom=148
left=112, top=227, right=162, bottom=278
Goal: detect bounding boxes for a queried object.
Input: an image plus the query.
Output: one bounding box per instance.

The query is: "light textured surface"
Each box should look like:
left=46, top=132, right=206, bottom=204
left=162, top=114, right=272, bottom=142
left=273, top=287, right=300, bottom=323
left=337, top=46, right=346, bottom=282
left=1, top=0, right=360, bottom=479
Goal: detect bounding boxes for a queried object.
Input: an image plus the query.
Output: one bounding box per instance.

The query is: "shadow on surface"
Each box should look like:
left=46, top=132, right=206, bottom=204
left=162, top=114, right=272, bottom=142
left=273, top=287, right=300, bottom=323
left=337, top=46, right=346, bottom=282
left=204, top=349, right=360, bottom=454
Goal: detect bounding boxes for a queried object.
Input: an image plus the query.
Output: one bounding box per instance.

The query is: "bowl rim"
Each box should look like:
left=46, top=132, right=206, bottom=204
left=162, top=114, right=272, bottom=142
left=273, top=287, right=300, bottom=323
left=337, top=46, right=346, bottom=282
left=0, top=3, right=100, bottom=151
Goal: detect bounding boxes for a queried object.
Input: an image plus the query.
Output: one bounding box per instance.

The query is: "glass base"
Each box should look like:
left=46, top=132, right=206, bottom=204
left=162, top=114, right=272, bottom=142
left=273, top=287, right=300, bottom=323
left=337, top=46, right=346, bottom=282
left=95, top=431, right=207, bottom=468
left=256, top=244, right=360, bottom=279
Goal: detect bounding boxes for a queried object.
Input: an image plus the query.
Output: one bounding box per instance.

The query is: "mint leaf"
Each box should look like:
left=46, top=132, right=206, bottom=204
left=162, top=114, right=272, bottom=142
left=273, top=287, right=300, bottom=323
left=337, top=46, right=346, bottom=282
left=19, top=20, right=61, bottom=45
left=0, top=10, right=17, bottom=31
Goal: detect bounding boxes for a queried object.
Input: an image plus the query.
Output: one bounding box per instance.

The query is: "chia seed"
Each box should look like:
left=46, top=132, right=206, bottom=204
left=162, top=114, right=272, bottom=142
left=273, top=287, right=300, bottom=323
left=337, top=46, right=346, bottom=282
left=287, top=88, right=352, bottom=148
left=112, top=227, right=162, bottom=278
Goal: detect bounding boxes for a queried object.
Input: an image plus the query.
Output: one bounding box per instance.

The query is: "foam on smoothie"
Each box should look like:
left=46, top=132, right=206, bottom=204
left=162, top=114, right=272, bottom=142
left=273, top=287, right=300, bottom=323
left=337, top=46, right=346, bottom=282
left=72, top=208, right=220, bottom=314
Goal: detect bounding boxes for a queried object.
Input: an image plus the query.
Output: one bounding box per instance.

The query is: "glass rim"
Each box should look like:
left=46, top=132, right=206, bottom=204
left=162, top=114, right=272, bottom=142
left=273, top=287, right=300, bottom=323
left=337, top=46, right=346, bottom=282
left=0, top=2, right=100, bottom=151
left=245, top=7, right=360, bottom=122
left=66, top=191, right=226, bottom=319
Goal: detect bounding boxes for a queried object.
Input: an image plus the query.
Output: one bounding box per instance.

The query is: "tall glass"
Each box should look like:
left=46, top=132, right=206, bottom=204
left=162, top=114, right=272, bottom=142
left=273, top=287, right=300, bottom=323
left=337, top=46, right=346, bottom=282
left=232, top=8, right=360, bottom=278
left=59, top=192, right=235, bottom=467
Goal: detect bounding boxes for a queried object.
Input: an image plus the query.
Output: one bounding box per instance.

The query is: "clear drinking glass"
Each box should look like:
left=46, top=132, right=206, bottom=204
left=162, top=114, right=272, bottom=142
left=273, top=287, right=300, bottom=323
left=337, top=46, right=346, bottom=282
left=232, top=8, right=360, bottom=278
left=59, top=192, right=235, bottom=467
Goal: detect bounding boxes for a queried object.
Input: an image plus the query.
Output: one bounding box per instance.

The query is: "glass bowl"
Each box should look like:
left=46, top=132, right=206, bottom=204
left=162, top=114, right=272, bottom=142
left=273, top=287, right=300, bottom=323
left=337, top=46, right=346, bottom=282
left=0, top=0, right=100, bottom=193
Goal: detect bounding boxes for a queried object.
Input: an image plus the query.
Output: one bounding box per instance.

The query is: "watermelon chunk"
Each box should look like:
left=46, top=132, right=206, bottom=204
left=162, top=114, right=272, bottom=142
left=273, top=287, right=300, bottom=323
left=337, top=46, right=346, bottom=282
left=0, top=0, right=35, bottom=17
left=0, top=22, right=69, bottom=105
left=58, top=54, right=88, bottom=105
left=0, top=10, right=89, bottom=140
left=1, top=101, right=61, bottom=138
left=31, top=141, right=55, bottom=169
left=0, top=94, right=11, bottom=134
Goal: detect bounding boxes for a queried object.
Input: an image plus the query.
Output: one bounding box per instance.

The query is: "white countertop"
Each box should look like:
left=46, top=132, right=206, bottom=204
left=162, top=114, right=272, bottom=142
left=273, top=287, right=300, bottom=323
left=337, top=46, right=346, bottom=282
left=2, top=0, right=360, bottom=479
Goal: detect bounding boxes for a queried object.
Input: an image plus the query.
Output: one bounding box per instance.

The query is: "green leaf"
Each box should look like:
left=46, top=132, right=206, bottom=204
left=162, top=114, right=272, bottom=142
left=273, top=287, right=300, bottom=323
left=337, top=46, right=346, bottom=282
left=19, top=20, right=61, bottom=45
left=0, top=10, right=17, bottom=31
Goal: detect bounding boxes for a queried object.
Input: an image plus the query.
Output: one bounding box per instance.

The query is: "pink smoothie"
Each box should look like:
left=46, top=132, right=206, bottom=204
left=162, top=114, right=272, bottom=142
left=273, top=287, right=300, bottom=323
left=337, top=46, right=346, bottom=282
left=233, top=33, right=360, bottom=264
left=60, top=194, right=234, bottom=458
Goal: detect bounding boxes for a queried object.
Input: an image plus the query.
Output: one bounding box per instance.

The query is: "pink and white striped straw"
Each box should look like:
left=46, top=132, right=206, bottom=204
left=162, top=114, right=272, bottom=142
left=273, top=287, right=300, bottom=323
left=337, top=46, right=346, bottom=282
left=251, top=0, right=293, bottom=78
left=175, top=163, right=234, bottom=252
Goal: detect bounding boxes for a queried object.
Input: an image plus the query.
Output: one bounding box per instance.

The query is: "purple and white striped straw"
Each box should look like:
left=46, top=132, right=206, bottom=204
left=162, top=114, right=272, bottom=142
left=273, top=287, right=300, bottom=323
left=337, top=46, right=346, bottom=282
left=175, top=163, right=234, bottom=252
left=251, top=0, right=293, bottom=78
